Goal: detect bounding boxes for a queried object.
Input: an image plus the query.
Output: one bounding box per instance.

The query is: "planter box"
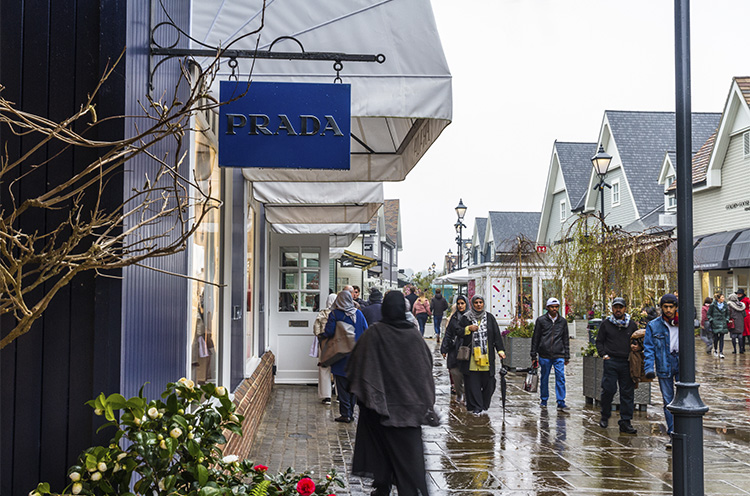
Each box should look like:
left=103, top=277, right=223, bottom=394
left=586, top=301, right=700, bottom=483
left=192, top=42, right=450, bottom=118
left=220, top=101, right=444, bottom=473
left=582, top=355, right=651, bottom=410
left=503, top=336, right=532, bottom=370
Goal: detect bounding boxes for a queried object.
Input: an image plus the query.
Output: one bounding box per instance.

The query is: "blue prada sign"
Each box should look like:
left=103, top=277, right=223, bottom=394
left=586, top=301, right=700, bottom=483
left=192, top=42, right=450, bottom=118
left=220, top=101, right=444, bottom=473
left=219, top=81, right=351, bottom=169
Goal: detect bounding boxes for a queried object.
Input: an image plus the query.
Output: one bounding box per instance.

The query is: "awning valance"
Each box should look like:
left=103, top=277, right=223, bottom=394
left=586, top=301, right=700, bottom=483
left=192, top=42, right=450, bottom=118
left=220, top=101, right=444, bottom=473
left=434, top=268, right=472, bottom=285
left=192, top=0, right=452, bottom=182
left=265, top=204, right=379, bottom=224
left=270, top=223, right=362, bottom=235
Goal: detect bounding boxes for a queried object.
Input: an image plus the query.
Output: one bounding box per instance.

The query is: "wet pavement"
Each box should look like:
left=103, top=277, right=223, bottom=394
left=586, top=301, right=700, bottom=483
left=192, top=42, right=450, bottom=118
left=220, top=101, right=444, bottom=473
left=249, top=337, right=750, bottom=495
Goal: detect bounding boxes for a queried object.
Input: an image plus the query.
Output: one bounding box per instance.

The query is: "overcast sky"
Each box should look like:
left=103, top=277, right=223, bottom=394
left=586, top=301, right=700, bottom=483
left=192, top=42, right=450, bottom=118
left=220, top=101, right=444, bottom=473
left=384, top=0, right=750, bottom=275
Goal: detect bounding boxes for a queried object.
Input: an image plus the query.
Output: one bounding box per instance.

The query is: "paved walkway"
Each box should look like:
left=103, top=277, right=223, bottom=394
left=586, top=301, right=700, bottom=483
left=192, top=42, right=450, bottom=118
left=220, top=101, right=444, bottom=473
left=249, top=337, right=750, bottom=495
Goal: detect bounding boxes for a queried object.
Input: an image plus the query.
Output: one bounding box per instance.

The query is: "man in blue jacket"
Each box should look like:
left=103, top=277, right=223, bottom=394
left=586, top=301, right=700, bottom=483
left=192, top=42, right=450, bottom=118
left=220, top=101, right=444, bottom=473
left=643, top=293, right=679, bottom=449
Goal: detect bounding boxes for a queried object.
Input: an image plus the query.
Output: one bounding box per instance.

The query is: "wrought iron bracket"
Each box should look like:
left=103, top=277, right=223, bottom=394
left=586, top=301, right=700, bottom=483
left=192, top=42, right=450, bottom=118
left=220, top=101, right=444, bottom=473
left=149, top=22, right=386, bottom=94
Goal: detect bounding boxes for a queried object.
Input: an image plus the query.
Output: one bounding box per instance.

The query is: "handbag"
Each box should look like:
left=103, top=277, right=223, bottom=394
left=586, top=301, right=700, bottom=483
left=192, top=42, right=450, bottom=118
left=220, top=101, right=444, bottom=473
left=457, top=345, right=471, bottom=361
left=319, top=319, right=356, bottom=367
left=523, top=367, right=539, bottom=393
left=728, top=319, right=736, bottom=330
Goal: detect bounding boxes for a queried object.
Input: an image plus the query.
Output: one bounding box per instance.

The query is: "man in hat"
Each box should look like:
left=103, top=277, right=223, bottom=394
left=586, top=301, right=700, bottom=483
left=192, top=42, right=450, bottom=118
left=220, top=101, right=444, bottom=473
left=644, top=293, right=679, bottom=449
left=596, top=297, right=638, bottom=434
left=531, top=297, right=571, bottom=410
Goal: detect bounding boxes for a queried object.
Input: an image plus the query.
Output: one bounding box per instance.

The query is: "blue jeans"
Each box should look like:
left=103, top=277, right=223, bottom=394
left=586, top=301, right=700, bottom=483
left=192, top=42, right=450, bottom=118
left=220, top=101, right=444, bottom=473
left=539, top=357, right=566, bottom=406
left=434, top=315, right=443, bottom=337
left=416, top=313, right=428, bottom=336
left=658, top=352, right=680, bottom=435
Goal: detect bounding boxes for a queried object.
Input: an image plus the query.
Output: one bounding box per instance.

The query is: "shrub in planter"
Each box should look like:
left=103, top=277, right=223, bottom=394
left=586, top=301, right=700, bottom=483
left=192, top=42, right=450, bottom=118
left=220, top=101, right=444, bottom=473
left=31, top=378, right=344, bottom=496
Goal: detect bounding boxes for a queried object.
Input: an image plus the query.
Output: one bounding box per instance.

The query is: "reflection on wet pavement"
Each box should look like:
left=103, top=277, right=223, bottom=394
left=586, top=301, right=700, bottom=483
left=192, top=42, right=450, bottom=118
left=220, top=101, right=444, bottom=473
left=421, top=337, right=750, bottom=495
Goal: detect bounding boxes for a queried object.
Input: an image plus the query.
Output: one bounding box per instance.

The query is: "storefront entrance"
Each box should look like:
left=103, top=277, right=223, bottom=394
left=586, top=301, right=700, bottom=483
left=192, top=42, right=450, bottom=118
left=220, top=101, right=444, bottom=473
left=269, top=233, right=329, bottom=383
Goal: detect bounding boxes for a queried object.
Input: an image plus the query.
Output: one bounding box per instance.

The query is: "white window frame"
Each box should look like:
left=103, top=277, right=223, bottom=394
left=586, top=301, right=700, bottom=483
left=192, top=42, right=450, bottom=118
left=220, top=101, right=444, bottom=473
left=611, top=179, right=621, bottom=207
left=744, top=131, right=750, bottom=159
left=667, top=194, right=677, bottom=210
left=559, top=199, right=566, bottom=221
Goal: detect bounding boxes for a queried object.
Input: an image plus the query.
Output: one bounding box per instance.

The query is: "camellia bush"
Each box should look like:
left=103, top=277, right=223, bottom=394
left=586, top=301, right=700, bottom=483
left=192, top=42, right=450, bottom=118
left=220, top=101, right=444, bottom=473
left=30, top=378, right=344, bottom=496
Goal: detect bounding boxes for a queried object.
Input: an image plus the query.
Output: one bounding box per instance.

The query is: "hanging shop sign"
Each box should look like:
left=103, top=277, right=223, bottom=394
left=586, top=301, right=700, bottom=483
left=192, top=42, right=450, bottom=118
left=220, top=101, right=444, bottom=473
left=219, top=81, right=351, bottom=169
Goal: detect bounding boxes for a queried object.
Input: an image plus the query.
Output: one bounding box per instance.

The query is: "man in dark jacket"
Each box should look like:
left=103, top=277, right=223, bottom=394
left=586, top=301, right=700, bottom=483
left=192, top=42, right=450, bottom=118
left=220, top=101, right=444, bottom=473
left=531, top=297, right=570, bottom=410
left=596, top=297, right=638, bottom=434
left=361, top=288, right=383, bottom=325
left=430, top=289, right=450, bottom=341
left=405, top=285, right=418, bottom=310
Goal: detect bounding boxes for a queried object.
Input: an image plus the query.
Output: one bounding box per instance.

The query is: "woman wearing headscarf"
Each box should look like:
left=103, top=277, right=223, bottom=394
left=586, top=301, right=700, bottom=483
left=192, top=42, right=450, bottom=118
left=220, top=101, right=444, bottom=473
left=313, top=293, right=338, bottom=404
left=728, top=293, right=746, bottom=354
left=324, top=290, right=368, bottom=422
left=412, top=290, right=432, bottom=336
left=458, top=295, right=506, bottom=414
left=441, top=295, right=469, bottom=404
left=348, top=291, right=435, bottom=496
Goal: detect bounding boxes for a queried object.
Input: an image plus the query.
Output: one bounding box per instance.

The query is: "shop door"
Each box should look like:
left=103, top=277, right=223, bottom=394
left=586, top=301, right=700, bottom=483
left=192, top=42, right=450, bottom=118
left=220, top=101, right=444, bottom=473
left=269, top=233, right=329, bottom=383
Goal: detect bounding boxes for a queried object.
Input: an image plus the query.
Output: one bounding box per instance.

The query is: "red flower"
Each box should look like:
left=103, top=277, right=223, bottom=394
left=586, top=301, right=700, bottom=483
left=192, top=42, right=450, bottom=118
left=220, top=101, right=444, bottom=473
left=253, top=464, right=268, bottom=472
left=296, top=477, right=316, bottom=496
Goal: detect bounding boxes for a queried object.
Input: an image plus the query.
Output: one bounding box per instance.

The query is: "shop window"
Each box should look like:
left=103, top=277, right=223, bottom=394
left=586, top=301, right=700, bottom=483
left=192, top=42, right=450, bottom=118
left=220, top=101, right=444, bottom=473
left=190, top=132, right=222, bottom=386
left=279, top=247, right=320, bottom=312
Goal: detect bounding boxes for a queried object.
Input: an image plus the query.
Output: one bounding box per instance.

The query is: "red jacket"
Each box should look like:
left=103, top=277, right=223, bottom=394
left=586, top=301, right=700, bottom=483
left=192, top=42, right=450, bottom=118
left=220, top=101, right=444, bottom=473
left=741, top=296, right=750, bottom=336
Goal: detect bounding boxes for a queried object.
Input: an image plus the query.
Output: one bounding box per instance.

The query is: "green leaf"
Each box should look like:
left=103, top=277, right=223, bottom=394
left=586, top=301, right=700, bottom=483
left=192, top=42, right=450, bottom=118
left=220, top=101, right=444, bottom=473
left=165, top=437, right=177, bottom=457
left=164, top=474, right=177, bottom=491
left=199, top=487, right=223, bottom=496
left=106, top=393, right=127, bottom=410
left=96, top=421, right=117, bottom=434
left=187, top=439, right=202, bottom=458
left=172, top=414, right=189, bottom=430
left=167, top=393, right=178, bottom=412
left=35, top=482, right=51, bottom=494
left=85, top=453, right=98, bottom=471
left=105, top=403, right=116, bottom=421
left=197, top=464, right=209, bottom=486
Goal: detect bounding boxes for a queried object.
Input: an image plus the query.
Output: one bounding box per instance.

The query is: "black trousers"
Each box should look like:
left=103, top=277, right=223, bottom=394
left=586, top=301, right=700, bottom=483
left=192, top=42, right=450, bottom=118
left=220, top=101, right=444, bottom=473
left=352, top=406, right=429, bottom=496
left=600, top=357, right=635, bottom=422
left=463, top=370, right=496, bottom=413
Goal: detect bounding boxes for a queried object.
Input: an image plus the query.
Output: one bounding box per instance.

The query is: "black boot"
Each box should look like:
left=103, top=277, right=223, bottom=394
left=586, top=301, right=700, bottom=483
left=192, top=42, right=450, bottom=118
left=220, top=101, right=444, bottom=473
left=619, top=420, right=637, bottom=434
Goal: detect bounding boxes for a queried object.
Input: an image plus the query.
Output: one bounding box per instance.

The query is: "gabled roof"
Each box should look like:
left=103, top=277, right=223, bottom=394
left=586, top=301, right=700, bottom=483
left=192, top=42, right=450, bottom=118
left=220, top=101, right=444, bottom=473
left=601, top=111, right=720, bottom=216
left=487, top=211, right=541, bottom=252
left=736, top=77, right=750, bottom=105
left=555, top=142, right=598, bottom=207
left=473, top=217, right=488, bottom=247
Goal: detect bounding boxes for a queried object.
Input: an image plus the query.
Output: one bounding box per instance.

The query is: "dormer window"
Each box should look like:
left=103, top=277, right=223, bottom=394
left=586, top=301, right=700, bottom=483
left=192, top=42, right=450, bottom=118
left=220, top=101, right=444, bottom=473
left=560, top=199, right=566, bottom=221
left=665, top=174, right=675, bottom=191
left=667, top=194, right=677, bottom=210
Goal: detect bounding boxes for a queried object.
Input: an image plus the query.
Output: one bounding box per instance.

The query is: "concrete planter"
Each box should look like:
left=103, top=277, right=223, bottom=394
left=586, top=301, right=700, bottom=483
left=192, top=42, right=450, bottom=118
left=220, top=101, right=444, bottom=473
left=503, top=336, right=532, bottom=370
left=574, top=319, right=589, bottom=339
left=582, top=355, right=651, bottom=410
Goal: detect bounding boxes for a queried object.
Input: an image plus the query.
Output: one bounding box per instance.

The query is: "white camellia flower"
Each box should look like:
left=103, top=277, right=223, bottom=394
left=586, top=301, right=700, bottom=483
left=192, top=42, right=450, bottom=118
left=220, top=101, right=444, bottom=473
left=94, top=408, right=103, bottom=416
left=148, top=407, right=159, bottom=419
left=29, top=491, right=40, bottom=496
left=215, top=386, right=227, bottom=397
left=91, top=472, right=102, bottom=482
left=117, top=452, right=128, bottom=461
left=72, top=483, right=83, bottom=495
left=69, top=472, right=81, bottom=482
left=186, top=379, right=195, bottom=388
left=159, top=440, right=167, bottom=450
left=170, top=427, right=182, bottom=439
left=229, top=414, right=239, bottom=423
left=158, top=479, right=166, bottom=491
left=97, top=462, right=107, bottom=472
left=222, top=454, right=239, bottom=464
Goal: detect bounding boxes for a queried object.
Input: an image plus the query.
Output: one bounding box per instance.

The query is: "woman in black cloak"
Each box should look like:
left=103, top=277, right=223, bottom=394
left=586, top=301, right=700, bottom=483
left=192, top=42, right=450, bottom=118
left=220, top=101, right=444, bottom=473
left=347, top=290, right=436, bottom=496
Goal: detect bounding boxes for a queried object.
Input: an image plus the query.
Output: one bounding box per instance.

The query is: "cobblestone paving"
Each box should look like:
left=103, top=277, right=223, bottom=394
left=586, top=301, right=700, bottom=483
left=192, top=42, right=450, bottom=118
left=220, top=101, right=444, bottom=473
left=249, top=337, right=750, bottom=495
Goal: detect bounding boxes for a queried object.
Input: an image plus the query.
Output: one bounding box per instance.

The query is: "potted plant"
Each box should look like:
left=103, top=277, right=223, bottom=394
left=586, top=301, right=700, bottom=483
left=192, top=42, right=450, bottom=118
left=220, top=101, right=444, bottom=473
left=502, top=317, right=534, bottom=370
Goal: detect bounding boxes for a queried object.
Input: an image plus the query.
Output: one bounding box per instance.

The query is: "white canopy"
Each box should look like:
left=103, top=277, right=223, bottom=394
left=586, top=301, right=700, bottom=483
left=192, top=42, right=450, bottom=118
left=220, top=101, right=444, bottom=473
left=192, top=0, right=452, bottom=182
left=253, top=181, right=382, bottom=224
left=434, top=268, right=472, bottom=285
left=270, top=223, right=362, bottom=235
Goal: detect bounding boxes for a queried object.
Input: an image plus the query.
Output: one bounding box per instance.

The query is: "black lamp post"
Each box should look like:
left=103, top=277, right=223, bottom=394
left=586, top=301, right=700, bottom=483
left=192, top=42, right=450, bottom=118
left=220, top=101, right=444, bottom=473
left=455, top=199, right=467, bottom=270
left=446, top=249, right=454, bottom=273
left=591, top=145, right=613, bottom=311
left=671, top=1, right=707, bottom=494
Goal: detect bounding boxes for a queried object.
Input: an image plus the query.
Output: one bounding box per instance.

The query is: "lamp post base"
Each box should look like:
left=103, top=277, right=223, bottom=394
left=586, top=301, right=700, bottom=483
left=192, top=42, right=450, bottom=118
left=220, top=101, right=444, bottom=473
left=667, top=381, right=708, bottom=496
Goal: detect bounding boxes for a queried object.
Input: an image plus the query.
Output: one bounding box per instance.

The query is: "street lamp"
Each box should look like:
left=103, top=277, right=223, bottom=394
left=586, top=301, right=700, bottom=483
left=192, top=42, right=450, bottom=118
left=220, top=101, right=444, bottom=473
left=455, top=199, right=467, bottom=270
left=464, top=239, right=473, bottom=266
left=446, top=249, right=454, bottom=273
left=591, top=144, right=612, bottom=321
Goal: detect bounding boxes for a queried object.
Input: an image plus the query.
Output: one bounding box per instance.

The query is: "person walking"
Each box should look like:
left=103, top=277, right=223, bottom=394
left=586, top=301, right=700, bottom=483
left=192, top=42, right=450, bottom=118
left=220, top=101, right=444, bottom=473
left=643, top=293, right=680, bottom=449
left=458, top=295, right=506, bottom=414
left=441, top=294, right=468, bottom=404
left=708, top=293, right=729, bottom=358
left=700, top=297, right=713, bottom=354
left=412, top=290, right=432, bottom=336
left=431, top=289, right=450, bottom=342
left=348, top=291, right=435, bottom=496
left=361, top=288, right=383, bottom=326
left=323, top=290, right=368, bottom=423
left=530, top=298, right=570, bottom=410
left=405, top=285, right=418, bottom=311
left=313, top=293, right=338, bottom=405
left=737, top=289, right=750, bottom=350
left=595, top=297, right=638, bottom=434
left=352, top=285, right=367, bottom=308
left=728, top=293, right=746, bottom=354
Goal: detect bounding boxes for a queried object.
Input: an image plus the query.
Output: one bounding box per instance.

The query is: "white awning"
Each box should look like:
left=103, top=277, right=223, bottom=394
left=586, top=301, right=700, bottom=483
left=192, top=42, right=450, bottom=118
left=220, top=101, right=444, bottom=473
left=192, top=0, right=452, bottom=182
left=270, top=223, right=362, bottom=235
left=434, top=268, right=472, bottom=285
left=265, top=204, right=379, bottom=224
